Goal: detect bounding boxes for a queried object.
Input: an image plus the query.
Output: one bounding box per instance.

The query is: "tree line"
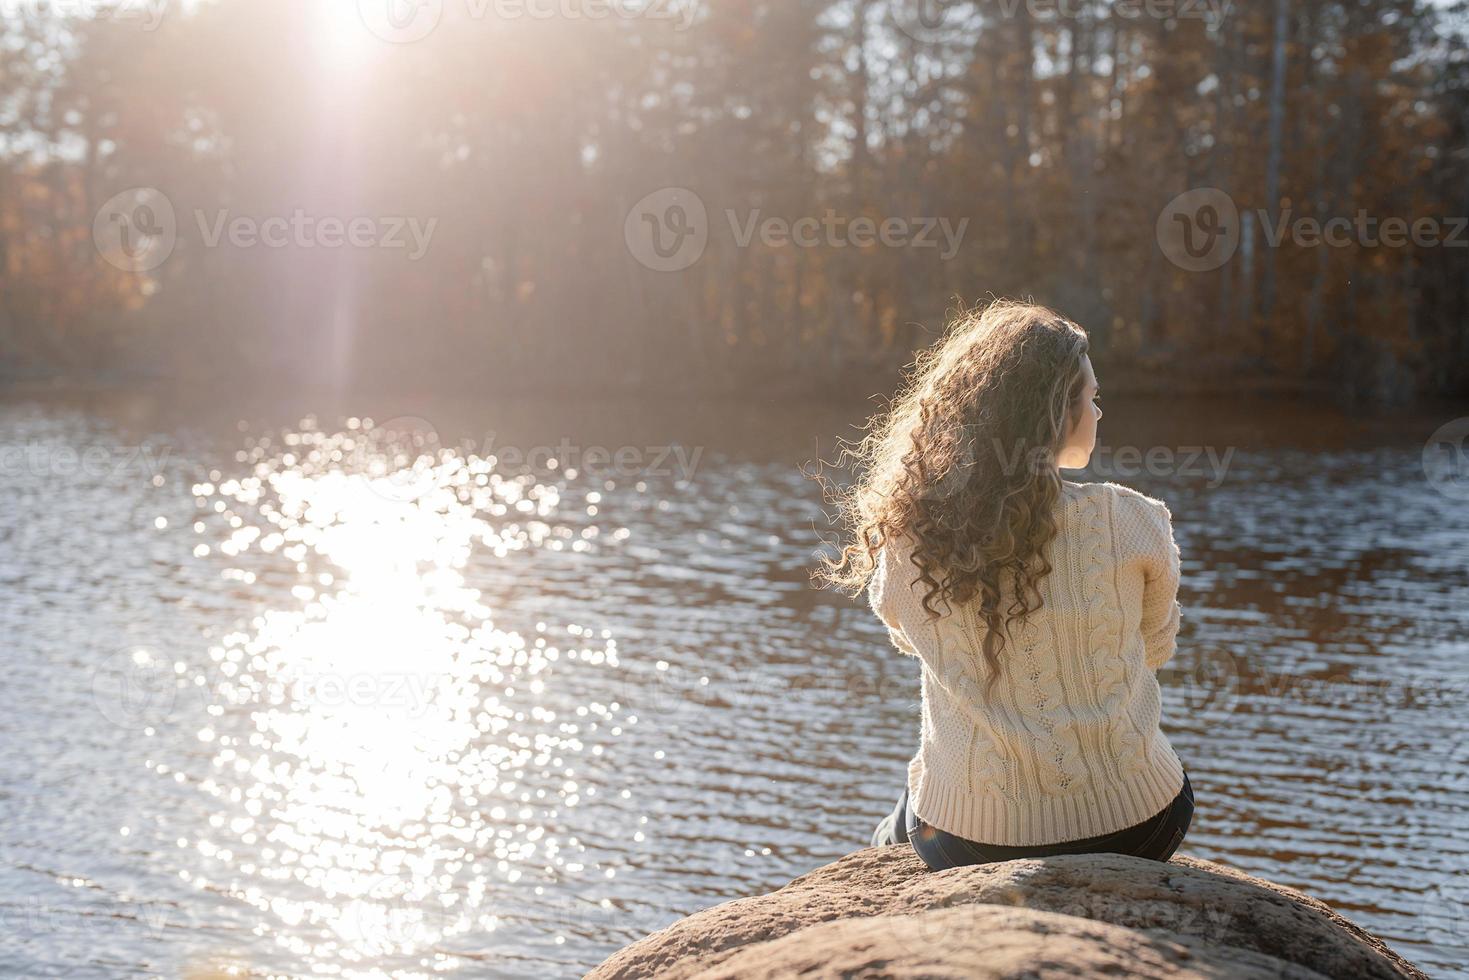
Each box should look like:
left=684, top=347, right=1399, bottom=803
left=1, top=0, right=1465, bottom=403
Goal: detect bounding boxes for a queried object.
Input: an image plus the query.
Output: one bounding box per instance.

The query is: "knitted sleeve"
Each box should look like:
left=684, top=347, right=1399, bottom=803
left=868, top=542, right=920, bottom=658
left=1133, top=495, right=1183, bottom=671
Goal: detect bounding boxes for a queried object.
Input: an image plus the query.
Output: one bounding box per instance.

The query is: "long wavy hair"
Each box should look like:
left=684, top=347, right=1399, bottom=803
left=816, top=299, right=1091, bottom=692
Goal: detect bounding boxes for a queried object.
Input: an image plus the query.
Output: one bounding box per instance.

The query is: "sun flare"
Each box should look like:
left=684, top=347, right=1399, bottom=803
left=310, top=2, right=380, bottom=72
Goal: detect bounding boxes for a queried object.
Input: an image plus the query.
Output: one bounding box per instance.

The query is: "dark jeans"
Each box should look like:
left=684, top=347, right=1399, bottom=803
left=878, top=773, right=1194, bottom=871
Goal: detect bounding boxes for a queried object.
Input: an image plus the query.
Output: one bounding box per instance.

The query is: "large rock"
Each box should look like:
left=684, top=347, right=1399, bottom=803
left=588, top=846, right=1427, bottom=979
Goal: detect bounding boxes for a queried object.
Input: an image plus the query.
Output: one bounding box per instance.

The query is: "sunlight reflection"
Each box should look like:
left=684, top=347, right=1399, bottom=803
left=310, top=1, right=380, bottom=73
left=182, top=418, right=623, bottom=976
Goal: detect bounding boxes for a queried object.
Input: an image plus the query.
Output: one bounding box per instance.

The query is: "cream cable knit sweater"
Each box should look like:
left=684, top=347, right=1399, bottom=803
left=869, top=480, right=1185, bottom=847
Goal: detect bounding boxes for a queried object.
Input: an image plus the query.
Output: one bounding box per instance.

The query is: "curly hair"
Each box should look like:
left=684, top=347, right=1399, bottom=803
left=816, top=299, right=1091, bottom=693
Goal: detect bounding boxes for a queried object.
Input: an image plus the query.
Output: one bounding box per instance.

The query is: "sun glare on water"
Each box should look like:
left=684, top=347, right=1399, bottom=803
left=169, top=418, right=631, bottom=976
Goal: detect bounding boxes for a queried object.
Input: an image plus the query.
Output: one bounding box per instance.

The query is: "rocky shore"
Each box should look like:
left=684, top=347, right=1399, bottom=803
left=588, top=846, right=1427, bottom=979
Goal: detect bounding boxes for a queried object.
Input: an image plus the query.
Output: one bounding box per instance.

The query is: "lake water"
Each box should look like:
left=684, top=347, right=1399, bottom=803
left=1, top=389, right=1466, bottom=979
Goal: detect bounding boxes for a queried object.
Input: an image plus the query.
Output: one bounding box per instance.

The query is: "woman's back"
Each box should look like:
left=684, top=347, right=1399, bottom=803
left=821, top=300, right=1195, bottom=865
left=869, top=479, right=1185, bottom=847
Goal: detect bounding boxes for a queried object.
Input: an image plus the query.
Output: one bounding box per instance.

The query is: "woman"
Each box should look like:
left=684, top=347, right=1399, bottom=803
left=819, top=300, right=1193, bottom=871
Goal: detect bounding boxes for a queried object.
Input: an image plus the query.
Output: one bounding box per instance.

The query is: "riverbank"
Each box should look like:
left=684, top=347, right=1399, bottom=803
left=4, top=349, right=1463, bottom=409
left=2, top=376, right=1459, bottom=462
